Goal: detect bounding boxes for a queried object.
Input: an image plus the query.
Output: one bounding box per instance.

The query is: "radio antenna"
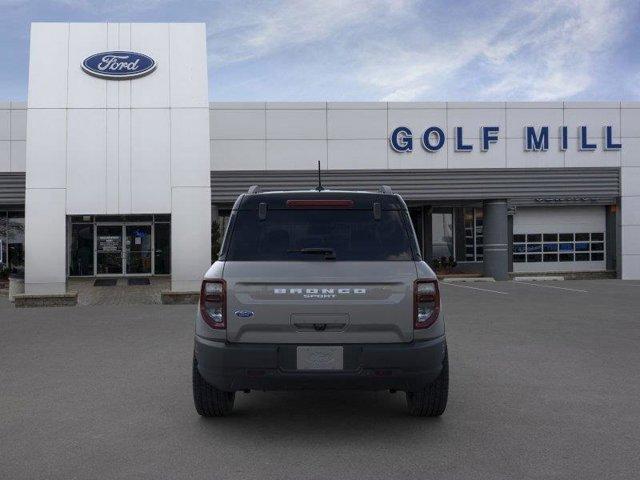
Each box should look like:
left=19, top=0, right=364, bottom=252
left=316, top=161, right=324, bottom=191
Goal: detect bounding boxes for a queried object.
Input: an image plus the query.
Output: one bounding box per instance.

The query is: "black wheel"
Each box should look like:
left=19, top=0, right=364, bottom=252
left=192, top=356, right=235, bottom=417
left=406, top=348, right=449, bottom=417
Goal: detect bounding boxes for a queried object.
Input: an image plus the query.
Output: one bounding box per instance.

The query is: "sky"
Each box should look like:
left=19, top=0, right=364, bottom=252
left=1, top=0, right=639, bottom=102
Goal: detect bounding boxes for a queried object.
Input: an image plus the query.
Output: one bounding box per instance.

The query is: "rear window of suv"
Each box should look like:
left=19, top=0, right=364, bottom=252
left=224, top=209, right=416, bottom=261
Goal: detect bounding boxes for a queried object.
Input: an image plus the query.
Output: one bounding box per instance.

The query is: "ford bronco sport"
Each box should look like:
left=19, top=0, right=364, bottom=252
left=193, top=186, right=448, bottom=417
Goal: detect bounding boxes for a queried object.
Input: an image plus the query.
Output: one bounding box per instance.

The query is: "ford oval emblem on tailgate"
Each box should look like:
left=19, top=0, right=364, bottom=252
left=235, top=310, right=254, bottom=318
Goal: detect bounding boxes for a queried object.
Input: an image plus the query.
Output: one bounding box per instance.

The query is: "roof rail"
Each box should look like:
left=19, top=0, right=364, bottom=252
left=379, top=185, right=393, bottom=195
left=247, top=185, right=261, bottom=194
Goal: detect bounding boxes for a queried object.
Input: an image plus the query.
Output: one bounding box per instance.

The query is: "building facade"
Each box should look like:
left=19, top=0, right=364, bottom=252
left=1, top=22, right=639, bottom=295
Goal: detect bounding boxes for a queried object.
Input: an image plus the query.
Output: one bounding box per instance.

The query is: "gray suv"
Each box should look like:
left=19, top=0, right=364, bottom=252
left=193, top=186, right=448, bottom=417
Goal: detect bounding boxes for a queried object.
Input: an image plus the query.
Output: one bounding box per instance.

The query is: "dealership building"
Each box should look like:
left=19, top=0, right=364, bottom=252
left=1, top=22, right=640, bottom=298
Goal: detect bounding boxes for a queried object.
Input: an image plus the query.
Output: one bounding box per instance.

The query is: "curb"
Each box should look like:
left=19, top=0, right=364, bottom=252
left=514, top=276, right=565, bottom=282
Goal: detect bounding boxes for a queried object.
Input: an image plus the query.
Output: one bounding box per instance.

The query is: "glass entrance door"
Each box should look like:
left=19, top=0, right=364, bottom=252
left=96, top=225, right=124, bottom=275
left=125, top=225, right=152, bottom=275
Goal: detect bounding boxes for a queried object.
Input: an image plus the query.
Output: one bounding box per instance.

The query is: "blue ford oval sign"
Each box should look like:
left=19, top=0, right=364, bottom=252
left=234, top=310, right=254, bottom=318
left=82, top=51, right=156, bottom=80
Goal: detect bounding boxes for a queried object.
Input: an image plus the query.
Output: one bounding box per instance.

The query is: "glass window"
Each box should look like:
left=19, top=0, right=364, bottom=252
left=527, top=254, right=542, bottom=262
left=432, top=211, right=454, bottom=259
left=513, top=234, right=526, bottom=243
left=575, top=242, right=589, bottom=251
left=226, top=209, right=415, bottom=261
left=514, top=231, right=605, bottom=266
left=7, top=212, right=25, bottom=274
left=69, top=224, right=94, bottom=276
left=154, top=223, right=171, bottom=274
left=462, top=207, right=483, bottom=262
left=513, top=254, right=526, bottom=263
left=559, top=243, right=573, bottom=252
left=0, top=212, right=6, bottom=270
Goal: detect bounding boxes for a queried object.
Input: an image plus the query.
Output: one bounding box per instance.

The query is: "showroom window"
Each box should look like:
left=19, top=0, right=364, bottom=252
left=0, top=211, right=25, bottom=275
left=463, top=208, right=484, bottom=262
left=432, top=209, right=454, bottom=258
left=513, top=232, right=605, bottom=263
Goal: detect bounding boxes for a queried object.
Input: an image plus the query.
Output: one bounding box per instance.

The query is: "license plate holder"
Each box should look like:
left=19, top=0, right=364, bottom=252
left=296, top=346, right=344, bottom=371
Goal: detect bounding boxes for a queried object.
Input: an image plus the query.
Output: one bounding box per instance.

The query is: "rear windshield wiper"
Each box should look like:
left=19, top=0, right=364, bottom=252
left=287, top=247, right=336, bottom=260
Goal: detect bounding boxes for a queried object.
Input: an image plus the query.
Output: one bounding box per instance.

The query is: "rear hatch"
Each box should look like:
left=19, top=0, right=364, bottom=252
left=220, top=192, right=419, bottom=344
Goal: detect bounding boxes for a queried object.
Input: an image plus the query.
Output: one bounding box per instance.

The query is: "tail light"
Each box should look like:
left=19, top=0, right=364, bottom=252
left=414, top=279, right=440, bottom=329
left=200, top=279, right=226, bottom=329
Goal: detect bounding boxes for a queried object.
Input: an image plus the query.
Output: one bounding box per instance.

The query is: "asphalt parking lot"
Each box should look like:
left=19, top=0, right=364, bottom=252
left=1, top=279, right=640, bottom=480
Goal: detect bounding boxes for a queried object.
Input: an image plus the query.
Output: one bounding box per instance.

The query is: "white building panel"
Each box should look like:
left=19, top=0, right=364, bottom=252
left=0, top=141, right=9, bottom=171
left=171, top=108, right=211, bottom=187
left=171, top=186, right=212, bottom=291
left=387, top=108, right=447, bottom=141
left=27, top=23, right=68, bottom=108
left=621, top=107, right=640, bottom=138
left=447, top=106, right=506, bottom=139
left=211, top=140, right=265, bottom=170
left=621, top=166, right=640, bottom=196
left=506, top=138, right=565, bottom=168
left=328, top=140, right=387, bottom=169
left=506, top=108, right=563, bottom=138
left=130, top=108, right=171, bottom=213
left=266, top=109, right=326, bottom=140
left=117, top=109, right=132, bottom=213
left=66, top=109, right=107, bottom=214
left=10, top=109, right=27, bottom=141
left=210, top=109, right=266, bottom=140
left=621, top=225, right=640, bottom=255
left=446, top=137, right=506, bottom=169
left=266, top=140, right=327, bottom=170
left=0, top=109, right=9, bottom=140
left=10, top=141, right=26, bottom=172
left=327, top=109, right=387, bottom=139
left=621, top=138, right=640, bottom=167
left=24, top=188, right=66, bottom=294
left=169, top=23, right=209, bottom=108
left=564, top=144, right=620, bottom=168
left=105, top=108, right=119, bottom=213
left=388, top=147, right=445, bottom=170
left=117, top=23, right=132, bottom=108
left=564, top=105, right=621, bottom=138
left=106, top=23, right=119, bottom=108
left=130, top=23, right=171, bottom=109
left=67, top=23, right=108, bottom=109
left=25, top=109, right=67, bottom=189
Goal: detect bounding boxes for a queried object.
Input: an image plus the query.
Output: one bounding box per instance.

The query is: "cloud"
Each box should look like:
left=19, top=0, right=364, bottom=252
left=360, top=0, right=629, bottom=101
left=207, top=0, right=414, bottom=66
left=207, top=0, right=633, bottom=101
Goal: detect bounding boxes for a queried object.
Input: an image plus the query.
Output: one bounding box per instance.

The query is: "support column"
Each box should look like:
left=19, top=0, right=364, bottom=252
left=24, top=188, right=67, bottom=294
left=483, top=200, right=509, bottom=280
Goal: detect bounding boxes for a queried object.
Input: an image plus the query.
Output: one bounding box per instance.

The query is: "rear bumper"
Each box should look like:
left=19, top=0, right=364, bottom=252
left=194, top=335, right=447, bottom=392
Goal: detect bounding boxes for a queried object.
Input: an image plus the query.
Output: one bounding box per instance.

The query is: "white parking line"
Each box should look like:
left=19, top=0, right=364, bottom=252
left=441, top=282, right=509, bottom=295
left=513, top=281, right=588, bottom=293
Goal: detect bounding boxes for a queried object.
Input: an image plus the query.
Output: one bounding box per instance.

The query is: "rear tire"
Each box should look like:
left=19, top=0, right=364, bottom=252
left=406, top=348, right=449, bottom=417
left=192, top=357, right=235, bottom=417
